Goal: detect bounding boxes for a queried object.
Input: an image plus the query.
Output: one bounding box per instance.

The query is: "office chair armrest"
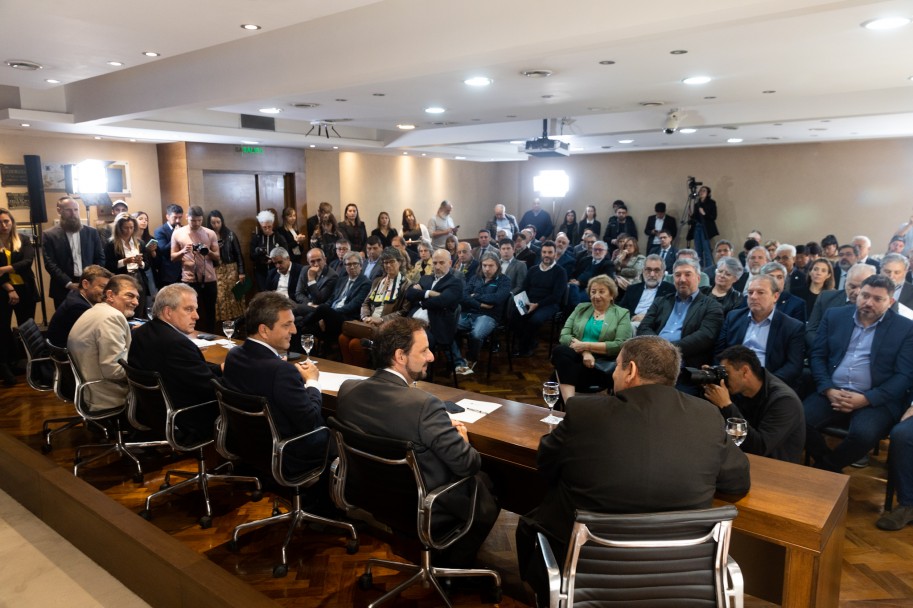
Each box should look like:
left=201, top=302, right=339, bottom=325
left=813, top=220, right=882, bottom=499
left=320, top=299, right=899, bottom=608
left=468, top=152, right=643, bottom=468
left=537, top=532, right=562, bottom=608
left=420, top=475, right=479, bottom=550
left=725, top=555, right=744, bottom=608
left=274, top=426, right=331, bottom=487
left=167, top=399, right=219, bottom=450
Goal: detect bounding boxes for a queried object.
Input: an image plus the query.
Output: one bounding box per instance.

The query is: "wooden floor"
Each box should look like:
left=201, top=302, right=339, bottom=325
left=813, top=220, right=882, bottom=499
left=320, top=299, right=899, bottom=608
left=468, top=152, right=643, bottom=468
left=2, top=338, right=913, bottom=607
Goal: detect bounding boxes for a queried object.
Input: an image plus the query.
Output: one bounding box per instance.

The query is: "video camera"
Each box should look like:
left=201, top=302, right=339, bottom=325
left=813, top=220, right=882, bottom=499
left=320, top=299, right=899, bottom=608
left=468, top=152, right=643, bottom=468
left=684, top=365, right=727, bottom=385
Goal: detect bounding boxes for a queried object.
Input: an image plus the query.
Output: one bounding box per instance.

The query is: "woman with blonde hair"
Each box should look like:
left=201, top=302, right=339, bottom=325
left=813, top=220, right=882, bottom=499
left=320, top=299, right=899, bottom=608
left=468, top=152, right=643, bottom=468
left=104, top=212, right=150, bottom=315
left=0, top=209, right=37, bottom=386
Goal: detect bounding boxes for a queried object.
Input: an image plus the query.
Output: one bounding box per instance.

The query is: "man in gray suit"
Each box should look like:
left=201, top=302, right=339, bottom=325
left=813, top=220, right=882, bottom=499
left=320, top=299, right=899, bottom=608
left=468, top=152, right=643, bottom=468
left=336, top=317, right=500, bottom=568
left=497, top=238, right=527, bottom=295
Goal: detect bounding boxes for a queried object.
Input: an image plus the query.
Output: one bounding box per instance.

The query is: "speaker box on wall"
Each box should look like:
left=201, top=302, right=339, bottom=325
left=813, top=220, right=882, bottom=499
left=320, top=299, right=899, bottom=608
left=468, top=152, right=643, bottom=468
left=23, top=155, right=48, bottom=224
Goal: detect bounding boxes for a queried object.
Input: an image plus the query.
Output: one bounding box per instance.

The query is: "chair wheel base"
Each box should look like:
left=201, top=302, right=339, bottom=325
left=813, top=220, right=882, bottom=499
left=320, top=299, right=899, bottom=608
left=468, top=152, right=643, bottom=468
left=345, top=538, right=359, bottom=554
left=41, top=444, right=52, bottom=454
left=132, top=474, right=144, bottom=484
left=199, top=516, right=212, bottom=529
left=358, top=572, right=373, bottom=590
left=159, top=482, right=171, bottom=491
left=271, top=508, right=281, bottom=517
left=251, top=490, right=263, bottom=502
left=227, top=540, right=239, bottom=552
left=138, top=509, right=151, bottom=521
left=272, top=563, right=288, bottom=578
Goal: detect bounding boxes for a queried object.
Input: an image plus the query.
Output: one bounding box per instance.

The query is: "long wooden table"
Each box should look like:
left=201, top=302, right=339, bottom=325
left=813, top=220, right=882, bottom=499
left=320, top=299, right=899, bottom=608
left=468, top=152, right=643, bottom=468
left=204, top=345, right=848, bottom=608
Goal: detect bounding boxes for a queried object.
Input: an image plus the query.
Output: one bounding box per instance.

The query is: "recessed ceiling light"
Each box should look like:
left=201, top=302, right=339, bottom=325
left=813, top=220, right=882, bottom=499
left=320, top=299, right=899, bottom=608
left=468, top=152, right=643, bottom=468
left=309, top=145, right=316, bottom=148
left=241, top=24, right=261, bottom=30
left=670, top=49, right=688, bottom=55
left=129, top=139, right=136, bottom=142
left=618, top=139, right=634, bottom=144
left=520, top=69, right=553, bottom=78
left=45, top=78, right=60, bottom=84
left=421, top=153, right=427, bottom=156
left=258, top=107, right=282, bottom=114
left=292, top=102, right=320, bottom=108
left=639, top=101, right=664, bottom=107
left=509, top=140, right=524, bottom=145
left=464, top=76, right=492, bottom=87
left=397, top=124, right=416, bottom=130
left=601, top=146, right=613, bottom=149
left=107, top=61, right=124, bottom=67
left=424, top=107, right=446, bottom=114
left=20, top=123, right=29, bottom=127
left=679, top=128, right=697, bottom=134
left=94, top=136, right=102, bottom=140
left=598, top=60, right=615, bottom=65
left=6, top=59, right=42, bottom=71
left=773, top=123, right=783, bottom=126
left=506, top=115, right=517, bottom=118
left=142, top=51, right=160, bottom=57
left=403, top=152, right=408, bottom=155
left=682, top=76, right=712, bottom=85
left=908, top=76, right=913, bottom=81
left=242, top=140, right=259, bottom=144
left=861, top=16, right=911, bottom=30
left=727, top=138, right=743, bottom=143
left=332, top=146, right=339, bottom=150
left=455, top=156, right=466, bottom=160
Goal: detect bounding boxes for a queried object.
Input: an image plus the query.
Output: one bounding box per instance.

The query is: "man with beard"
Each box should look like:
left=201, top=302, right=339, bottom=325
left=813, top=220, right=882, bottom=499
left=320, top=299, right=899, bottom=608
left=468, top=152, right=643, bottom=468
left=603, top=204, right=638, bottom=254
left=42, top=197, right=106, bottom=307
left=67, top=275, right=140, bottom=411
left=337, top=317, right=500, bottom=568
left=833, top=243, right=859, bottom=290
left=154, top=204, right=184, bottom=288
left=518, top=199, right=553, bottom=244
left=618, top=254, right=675, bottom=324
left=512, top=240, right=567, bottom=357
left=46, top=265, right=113, bottom=347
left=806, top=263, right=875, bottom=350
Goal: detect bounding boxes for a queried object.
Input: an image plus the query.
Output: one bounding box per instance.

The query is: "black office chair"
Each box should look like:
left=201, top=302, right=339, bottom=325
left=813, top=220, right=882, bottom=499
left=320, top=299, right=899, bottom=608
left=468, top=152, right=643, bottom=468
left=41, top=342, right=108, bottom=453
left=328, top=416, right=501, bottom=607
left=118, top=360, right=262, bottom=529
left=537, top=506, right=743, bottom=608
left=212, top=379, right=358, bottom=578
left=547, top=286, right=571, bottom=353
left=70, top=352, right=167, bottom=482
left=15, top=318, right=53, bottom=391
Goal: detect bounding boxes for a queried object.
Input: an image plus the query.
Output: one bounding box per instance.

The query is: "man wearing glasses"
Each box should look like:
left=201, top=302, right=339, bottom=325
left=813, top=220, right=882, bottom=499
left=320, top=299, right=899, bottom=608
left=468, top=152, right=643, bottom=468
left=308, top=251, right=371, bottom=344
left=773, top=244, right=807, bottom=295
left=618, top=254, right=674, bottom=326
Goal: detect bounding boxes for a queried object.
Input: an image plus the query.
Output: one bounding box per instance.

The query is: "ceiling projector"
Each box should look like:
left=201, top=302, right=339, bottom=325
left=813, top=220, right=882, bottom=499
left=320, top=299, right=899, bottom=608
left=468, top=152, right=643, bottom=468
left=524, top=119, right=570, bottom=157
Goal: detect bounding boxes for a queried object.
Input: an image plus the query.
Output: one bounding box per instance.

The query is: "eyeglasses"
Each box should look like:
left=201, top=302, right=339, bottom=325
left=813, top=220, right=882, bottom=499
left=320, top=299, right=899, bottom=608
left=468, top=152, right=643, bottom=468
left=643, top=267, right=664, bottom=274
left=382, top=259, right=399, bottom=265
left=344, top=262, right=361, bottom=267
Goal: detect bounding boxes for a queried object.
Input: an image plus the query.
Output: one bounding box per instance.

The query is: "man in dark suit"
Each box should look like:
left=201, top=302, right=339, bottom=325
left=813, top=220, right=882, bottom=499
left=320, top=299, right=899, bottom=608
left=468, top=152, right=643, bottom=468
left=266, top=247, right=303, bottom=299
left=714, top=274, right=805, bottom=385
left=46, top=265, right=112, bottom=347
left=644, top=201, right=677, bottom=252
left=618, top=254, right=675, bottom=322
left=497, top=238, right=527, bottom=295
left=328, top=239, right=351, bottom=276
left=361, top=236, right=385, bottom=282
left=567, top=240, right=613, bottom=307
left=773, top=244, right=807, bottom=295
left=602, top=204, right=638, bottom=254
left=853, top=235, right=880, bottom=273
left=127, top=284, right=221, bottom=440
left=649, top=229, right=678, bottom=273
left=516, top=336, right=750, bottom=601
left=306, top=252, right=371, bottom=344
left=223, top=291, right=325, bottom=477
left=757, top=262, right=807, bottom=322
left=880, top=253, right=913, bottom=312
left=452, top=241, right=478, bottom=280
left=406, top=249, right=463, bottom=351
left=337, top=317, right=500, bottom=568
left=153, top=203, right=184, bottom=288
left=806, top=263, right=875, bottom=350
left=804, top=275, right=913, bottom=473
left=832, top=243, right=859, bottom=290
left=637, top=258, right=724, bottom=374
left=42, top=197, right=106, bottom=307
left=293, top=248, right=338, bottom=319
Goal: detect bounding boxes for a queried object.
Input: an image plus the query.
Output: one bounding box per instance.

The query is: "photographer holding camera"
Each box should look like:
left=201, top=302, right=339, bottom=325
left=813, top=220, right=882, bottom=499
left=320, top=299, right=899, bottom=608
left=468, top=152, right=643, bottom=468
left=171, top=205, right=220, bottom=333
left=702, top=345, right=805, bottom=463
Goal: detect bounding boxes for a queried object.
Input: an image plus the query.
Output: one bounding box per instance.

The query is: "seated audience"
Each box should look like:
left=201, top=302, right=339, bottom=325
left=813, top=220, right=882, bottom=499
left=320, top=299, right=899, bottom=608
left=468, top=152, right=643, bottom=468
left=567, top=239, right=612, bottom=306
left=555, top=210, right=578, bottom=244
left=704, top=239, right=734, bottom=280
left=127, top=283, right=221, bottom=441
left=292, top=248, right=338, bottom=335
left=328, top=239, right=350, bottom=275
left=833, top=243, right=860, bottom=289
left=803, top=258, right=835, bottom=317
left=806, top=262, right=873, bottom=350
left=553, top=233, right=576, bottom=276
left=517, top=336, right=750, bottom=603
left=453, top=241, right=478, bottom=280
left=551, top=275, right=632, bottom=402
left=512, top=240, right=567, bottom=358
left=361, top=236, right=385, bottom=282
left=603, top=204, right=638, bottom=254
left=370, top=211, right=398, bottom=249
left=514, top=231, right=537, bottom=268
left=443, top=234, right=459, bottom=262
left=519, top=199, right=553, bottom=243
left=498, top=238, right=527, bottom=295
left=757, top=262, right=807, bottom=322
left=573, top=230, right=596, bottom=260
left=880, top=253, right=913, bottom=311
left=408, top=242, right=434, bottom=282
left=486, top=204, right=520, bottom=242
left=67, top=275, right=140, bottom=411
left=820, top=233, right=839, bottom=264
left=266, top=247, right=302, bottom=299
left=613, top=235, right=645, bottom=292
left=878, top=406, right=913, bottom=530
left=406, top=249, right=462, bottom=351
left=773, top=244, right=806, bottom=294
left=46, top=265, right=113, bottom=347
left=471, top=229, right=498, bottom=260
left=700, top=256, right=744, bottom=317
left=650, top=229, right=677, bottom=272
left=617, top=254, right=674, bottom=324
left=663, top=248, right=711, bottom=288
left=715, top=274, right=805, bottom=385
left=337, top=317, right=500, bottom=568
left=307, top=252, right=371, bottom=345
left=310, top=212, right=340, bottom=262
left=452, top=253, right=512, bottom=376
left=391, top=234, right=418, bottom=265
left=804, top=275, right=913, bottom=473
left=853, top=235, right=879, bottom=271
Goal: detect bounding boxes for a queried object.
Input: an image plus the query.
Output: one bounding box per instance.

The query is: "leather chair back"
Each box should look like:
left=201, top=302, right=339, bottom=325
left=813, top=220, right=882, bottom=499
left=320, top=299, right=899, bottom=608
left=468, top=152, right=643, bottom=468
left=17, top=318, right=53, bottom=389
left=47, top=341, right=76, bottom=403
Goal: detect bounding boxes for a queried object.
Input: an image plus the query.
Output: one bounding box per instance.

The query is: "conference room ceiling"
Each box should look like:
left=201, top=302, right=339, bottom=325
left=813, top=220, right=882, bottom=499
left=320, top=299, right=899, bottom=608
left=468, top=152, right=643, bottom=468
left=2, top=0, right=912, bottom=162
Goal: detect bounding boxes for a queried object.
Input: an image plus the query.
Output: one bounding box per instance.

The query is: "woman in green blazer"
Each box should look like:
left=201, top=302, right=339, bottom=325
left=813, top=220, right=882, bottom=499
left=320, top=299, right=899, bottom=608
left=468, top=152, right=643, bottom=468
left=551, top=274, right=633, bottom=402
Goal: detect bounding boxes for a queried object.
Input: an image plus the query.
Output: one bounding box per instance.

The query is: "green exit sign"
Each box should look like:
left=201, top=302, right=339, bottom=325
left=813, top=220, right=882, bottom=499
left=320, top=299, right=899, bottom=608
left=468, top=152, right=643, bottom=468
left=237, top=146, right=264, bottom=154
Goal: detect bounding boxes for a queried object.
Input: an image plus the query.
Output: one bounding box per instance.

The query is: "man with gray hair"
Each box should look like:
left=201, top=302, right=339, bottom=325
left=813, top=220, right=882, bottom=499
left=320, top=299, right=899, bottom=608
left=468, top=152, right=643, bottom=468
left=715, top=273, right=805, bottom=385
left=266, top=247, right=302, bottom=300
left=638, top=258, right=724, bottom=381
left=853, top=235, right=880, bottom=272
left=663, top=248, right=711, bottom=288
left=618, top=254, right=675, bottom=323
left=880, top=252, right=913, bottom=311
left=250, top=210, right=289, bottom=291
left=516, top=335, right=750, bottom=601
left=486, top=204, right=520, bottom=240
left=773, top=243, right=807, bottom=294
left=128, top=283, right=222, bottom=441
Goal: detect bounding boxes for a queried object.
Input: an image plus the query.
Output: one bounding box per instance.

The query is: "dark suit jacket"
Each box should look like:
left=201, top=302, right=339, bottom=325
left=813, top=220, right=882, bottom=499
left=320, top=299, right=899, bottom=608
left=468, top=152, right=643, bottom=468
left=637, top=291, right=724, bottom=367
left=618, top=281, right=675, bottom=316
left=223, top=339, right=325, bottom=474
left=863, top=257, right=881, bottom=273
left=294, top=264, right=338, bottom=307
left=686, top=198, right=719, bottom=240
left=128, top=318, right=221, bottom=435
left=153, top=223, right=182, bottom=286
left=603, top=217, right=638, bottom=251
left=643, top=214, right=677, bottom=243
left=570, top=256, right=614, bottom=289
left=46, top=289, right=92, bottom=347
left=894, top=282, right=913, bottom=311
left=453, top=259, right=478, bottom=281
left=810, top=307, right=913, bottom=419
left=648, top=246, right=678, bottom=273
left=42, top=225, right=105, bottom=303
left=336, top=369, right=482, bottom=519
left=787, top=268, right=807, bottom=294
left=530, top=384, right=750, bottom=552
left=326, top=274, right=371, bottom=320
left=267, top=262, right=303, bottom=300
left=734, top=290, right=806, bottom=324
left=805, top=289, right=847, bottom=350
left=406, top=272, right=463, bottom=345
left=715, top=309, right=805, bottom=385
left=361, top=257, right=385, bottom=282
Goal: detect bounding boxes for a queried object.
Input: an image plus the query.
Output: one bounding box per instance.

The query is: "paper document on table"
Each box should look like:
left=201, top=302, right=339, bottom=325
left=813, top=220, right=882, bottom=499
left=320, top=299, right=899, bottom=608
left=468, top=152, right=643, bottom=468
left=898, top=302, right=913, bottom=320
left=449, top=398, right=502, bottom=424
left=191, top=337, right=218, bottom=348
left=318, top=372, right=368, bottom=392
left=214, top=339, right=235, bottom=348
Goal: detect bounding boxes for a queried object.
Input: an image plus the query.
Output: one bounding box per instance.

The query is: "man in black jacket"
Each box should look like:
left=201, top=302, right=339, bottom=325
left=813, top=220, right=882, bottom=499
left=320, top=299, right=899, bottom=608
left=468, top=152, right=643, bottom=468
left=602, top=204, right=638, bottom=255
left=42, top=197, right=106, bottom=307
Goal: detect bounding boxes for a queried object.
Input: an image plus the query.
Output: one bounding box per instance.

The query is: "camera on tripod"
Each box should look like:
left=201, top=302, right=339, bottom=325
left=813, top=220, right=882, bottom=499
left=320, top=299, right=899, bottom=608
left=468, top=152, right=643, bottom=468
left=687, top=176, right=703, bottom=195
left=192, top=242, right=210, bottom=256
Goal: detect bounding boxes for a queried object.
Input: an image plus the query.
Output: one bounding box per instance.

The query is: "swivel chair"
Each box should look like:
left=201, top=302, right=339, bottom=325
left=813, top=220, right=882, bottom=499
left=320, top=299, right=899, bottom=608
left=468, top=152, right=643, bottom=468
left=119, top=360, right=262, bottom=529
left=212, top=379, right=358, bottom=578
left=16, top=318, right=53, bottom=391
left=41, top=342, right=108, bottom=453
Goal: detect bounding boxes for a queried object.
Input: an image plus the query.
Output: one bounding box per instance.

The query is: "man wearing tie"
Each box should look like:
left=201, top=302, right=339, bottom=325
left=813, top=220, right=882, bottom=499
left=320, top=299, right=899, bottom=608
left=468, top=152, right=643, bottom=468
left=307, top=252, right=371, bottom=345
left=653, top=230, right=677, bottom=274
left=453, top=242, right=478, bottom=280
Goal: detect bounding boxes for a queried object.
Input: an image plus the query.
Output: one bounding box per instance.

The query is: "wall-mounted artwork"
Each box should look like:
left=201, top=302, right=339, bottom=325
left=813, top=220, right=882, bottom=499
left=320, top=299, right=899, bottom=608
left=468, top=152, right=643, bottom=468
left=5, top=192, right=30, bottom=209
